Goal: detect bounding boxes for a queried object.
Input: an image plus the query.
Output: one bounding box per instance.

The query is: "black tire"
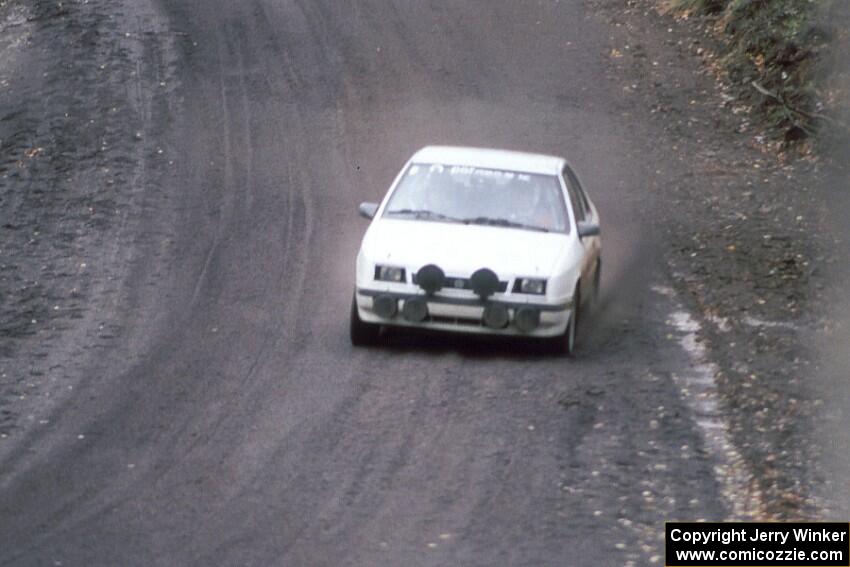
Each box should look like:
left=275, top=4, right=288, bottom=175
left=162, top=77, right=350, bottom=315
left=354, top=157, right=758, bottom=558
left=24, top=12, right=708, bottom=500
left=549, top=285, right=580, bottom=356
left=350, top=294, right=380, bottom=346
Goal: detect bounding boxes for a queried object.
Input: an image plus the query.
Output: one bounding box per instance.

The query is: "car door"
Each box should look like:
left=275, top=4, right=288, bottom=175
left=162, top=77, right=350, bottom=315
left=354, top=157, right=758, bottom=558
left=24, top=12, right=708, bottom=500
left=563, top=166, right=600, bottom=301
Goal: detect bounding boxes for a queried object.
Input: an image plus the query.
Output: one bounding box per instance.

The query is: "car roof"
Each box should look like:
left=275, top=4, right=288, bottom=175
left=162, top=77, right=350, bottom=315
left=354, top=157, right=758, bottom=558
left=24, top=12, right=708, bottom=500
left=410, top=146, right=566, bottom=176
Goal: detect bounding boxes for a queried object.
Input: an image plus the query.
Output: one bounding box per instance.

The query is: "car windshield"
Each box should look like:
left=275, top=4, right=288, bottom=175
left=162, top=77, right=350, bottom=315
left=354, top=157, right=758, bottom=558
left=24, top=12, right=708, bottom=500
left=382, top=163, right=570, bottom=233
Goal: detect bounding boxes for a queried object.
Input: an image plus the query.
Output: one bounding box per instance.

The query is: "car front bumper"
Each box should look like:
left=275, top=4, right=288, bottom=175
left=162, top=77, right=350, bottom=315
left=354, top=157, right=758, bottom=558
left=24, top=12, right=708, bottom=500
left=355, top=288, right=572, bottom=337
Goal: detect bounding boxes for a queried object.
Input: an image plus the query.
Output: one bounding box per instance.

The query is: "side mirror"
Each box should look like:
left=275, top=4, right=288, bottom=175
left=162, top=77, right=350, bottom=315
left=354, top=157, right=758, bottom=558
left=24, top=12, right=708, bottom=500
left=577, top=221, right=600, bottom=238
left=358, top=202, right=379, bottom=220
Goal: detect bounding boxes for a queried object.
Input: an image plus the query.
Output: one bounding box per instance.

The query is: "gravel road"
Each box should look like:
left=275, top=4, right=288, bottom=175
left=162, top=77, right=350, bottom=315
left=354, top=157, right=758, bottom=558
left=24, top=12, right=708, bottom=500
left=2, top=1, right=819, bottom=565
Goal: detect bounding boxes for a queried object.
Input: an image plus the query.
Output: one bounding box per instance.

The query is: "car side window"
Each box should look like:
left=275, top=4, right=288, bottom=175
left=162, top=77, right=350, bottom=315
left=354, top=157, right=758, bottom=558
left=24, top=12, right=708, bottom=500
left=570, top=171, right=593, bottom=220
left=562, top=168, right=585, bottom=223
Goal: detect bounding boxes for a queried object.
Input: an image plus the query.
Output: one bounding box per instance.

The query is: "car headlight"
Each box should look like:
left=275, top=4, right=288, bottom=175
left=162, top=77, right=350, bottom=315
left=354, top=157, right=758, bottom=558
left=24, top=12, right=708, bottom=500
left=513, top=277, right=546, bottom=295
left=374, top=265, right=406, bottom=283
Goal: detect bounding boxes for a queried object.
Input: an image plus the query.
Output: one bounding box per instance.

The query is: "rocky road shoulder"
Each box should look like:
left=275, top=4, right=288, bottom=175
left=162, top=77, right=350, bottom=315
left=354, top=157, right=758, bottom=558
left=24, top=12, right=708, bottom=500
left=588, top=0, right=842, bottom=520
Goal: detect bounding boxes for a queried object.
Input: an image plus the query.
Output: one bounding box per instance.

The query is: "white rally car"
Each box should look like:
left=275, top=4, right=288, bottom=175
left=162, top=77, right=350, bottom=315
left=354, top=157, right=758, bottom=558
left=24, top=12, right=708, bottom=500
left=351, top=146, right=601, bottom=355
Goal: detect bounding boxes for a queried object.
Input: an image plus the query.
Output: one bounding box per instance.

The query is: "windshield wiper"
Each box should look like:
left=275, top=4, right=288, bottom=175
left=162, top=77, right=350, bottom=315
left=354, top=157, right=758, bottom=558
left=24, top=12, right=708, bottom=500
left=384, top=208, right=460, bottom=222
left=461, top=216, right=550, bottom=233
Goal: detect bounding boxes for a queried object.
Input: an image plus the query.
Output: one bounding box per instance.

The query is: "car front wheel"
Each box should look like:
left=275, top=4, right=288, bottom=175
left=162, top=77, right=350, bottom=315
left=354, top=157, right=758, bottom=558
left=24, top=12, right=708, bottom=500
left=549, top=285, right=580, bottom=356
left=350, top=293, right=380, bottom=346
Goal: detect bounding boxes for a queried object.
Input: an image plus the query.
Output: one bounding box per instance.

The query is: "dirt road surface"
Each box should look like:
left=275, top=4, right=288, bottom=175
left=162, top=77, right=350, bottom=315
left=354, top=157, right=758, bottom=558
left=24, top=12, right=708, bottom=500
left=3, top=1, right=831, bottom=565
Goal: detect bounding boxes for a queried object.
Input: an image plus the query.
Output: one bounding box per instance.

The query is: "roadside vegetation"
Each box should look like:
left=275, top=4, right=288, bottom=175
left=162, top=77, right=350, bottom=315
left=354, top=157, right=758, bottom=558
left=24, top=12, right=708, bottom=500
left=668, top=0, right=848, bottom=146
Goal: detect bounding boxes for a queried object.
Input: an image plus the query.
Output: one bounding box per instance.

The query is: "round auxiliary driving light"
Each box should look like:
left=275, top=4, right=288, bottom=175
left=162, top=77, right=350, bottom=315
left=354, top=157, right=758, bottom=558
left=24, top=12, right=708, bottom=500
left=416, top=264, right=445, bottom=295
left=373, top=295, right=398, bottom=319
left=470, top=268, right=500, bottom=299
left=514, top=307, right=541, bottom=333
left=482, top=304, right=509, bottom=329
left=402, top=297, right=429, bottom=322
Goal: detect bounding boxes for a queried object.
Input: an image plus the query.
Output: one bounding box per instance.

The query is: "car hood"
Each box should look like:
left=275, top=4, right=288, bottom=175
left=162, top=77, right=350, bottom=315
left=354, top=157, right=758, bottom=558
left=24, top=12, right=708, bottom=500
left=362, top=219, right=570, bottom=277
